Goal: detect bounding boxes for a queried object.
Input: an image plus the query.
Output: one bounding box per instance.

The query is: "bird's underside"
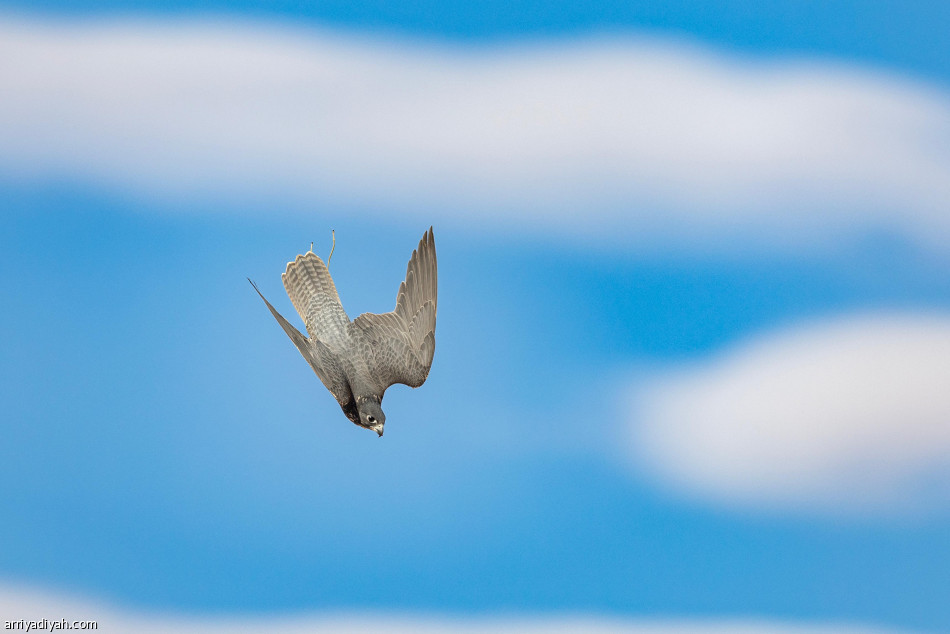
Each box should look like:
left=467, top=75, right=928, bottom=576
left=250, top=227, right=437, bottom=436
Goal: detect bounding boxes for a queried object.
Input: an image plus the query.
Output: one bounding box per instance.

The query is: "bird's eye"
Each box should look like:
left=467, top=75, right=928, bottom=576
left=367, top=416, right=376, bottom=423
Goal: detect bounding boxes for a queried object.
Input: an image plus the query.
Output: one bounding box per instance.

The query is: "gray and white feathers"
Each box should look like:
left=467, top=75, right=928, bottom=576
left=251, top=227, right=437, bottom=436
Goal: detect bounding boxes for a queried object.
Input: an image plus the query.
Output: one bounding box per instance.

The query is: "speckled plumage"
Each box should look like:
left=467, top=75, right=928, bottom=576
left=250, top=227, right=437, bottom=436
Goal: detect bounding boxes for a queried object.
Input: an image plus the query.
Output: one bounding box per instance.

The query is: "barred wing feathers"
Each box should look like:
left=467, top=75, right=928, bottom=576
left=352, top=227, right=437, bottom=389
left=248, top=279, right=351, bottom=406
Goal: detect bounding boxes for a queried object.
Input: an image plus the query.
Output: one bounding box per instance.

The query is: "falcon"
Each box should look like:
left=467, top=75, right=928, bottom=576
left=250, top=227, right=437, bottom=437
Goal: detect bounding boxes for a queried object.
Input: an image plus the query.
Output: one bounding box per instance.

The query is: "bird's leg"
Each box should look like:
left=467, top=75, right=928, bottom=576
left=309, top=241, right=313, bottom=253
left=328, top=229, right=336, bottom=266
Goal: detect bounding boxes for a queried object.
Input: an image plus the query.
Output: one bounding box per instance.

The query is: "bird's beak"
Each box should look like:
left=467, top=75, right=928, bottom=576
left=375, top=426, right=384, bottom=437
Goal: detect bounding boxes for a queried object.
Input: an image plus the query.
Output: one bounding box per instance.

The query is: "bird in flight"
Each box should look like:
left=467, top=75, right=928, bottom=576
left=250, top=227, right=437, bottom=437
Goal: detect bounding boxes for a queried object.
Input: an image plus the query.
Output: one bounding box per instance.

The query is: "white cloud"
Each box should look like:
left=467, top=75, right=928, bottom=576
left=1, top=16, right=950, bottom=247
left=627, top=313, right=950, bottom=514
left=0, top=585, right=909, bottom=634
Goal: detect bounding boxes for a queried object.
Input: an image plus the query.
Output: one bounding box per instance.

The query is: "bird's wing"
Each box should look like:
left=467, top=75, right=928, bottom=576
left=249, top=279, right=351, bottom=404
left=351, top=227, right=437, bottom=389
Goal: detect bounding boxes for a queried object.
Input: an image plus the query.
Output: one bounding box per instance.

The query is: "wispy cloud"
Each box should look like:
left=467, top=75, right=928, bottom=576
left=1, top=17, right=949, bottom=247
left=0, top=585, right=910, bottom=634
left=627, top=313, right=950, bottom=514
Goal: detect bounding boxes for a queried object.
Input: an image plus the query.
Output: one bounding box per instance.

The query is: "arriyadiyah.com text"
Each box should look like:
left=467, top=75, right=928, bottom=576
left=5, top=619, right=97, bottom=631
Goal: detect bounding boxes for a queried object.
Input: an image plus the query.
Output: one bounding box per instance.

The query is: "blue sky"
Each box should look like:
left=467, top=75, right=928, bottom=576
left=4, top=0, right=950, bottom=83
left=2, top=2, right=950, bottom=633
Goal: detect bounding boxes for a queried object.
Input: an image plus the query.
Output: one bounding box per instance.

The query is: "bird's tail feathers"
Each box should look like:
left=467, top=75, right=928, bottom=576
left=282, top=252, right=342, bottom=322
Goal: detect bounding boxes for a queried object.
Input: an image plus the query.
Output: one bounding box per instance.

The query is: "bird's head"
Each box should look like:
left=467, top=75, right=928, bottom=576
left=358, top=398, right=386, bottom=437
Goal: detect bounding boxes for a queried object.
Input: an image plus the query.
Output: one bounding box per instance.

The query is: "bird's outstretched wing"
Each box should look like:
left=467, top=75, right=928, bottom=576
left=351, top=227, right=437, bottom=389
left=248, top=279, right=352, bottom=405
